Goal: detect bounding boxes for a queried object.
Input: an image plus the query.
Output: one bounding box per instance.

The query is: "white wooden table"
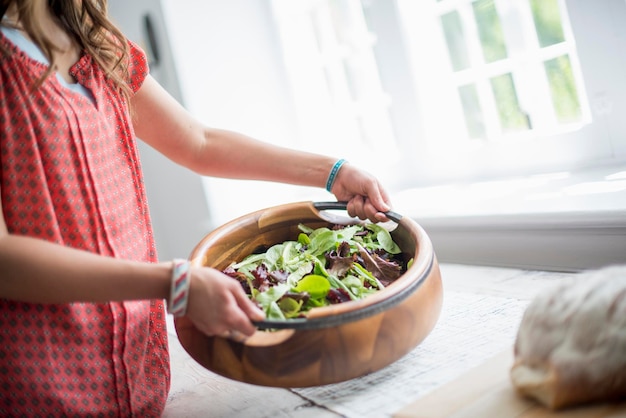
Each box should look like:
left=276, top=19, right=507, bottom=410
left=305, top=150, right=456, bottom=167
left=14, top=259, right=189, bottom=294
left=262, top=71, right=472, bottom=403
left=162, top=263, right=577, bottom=418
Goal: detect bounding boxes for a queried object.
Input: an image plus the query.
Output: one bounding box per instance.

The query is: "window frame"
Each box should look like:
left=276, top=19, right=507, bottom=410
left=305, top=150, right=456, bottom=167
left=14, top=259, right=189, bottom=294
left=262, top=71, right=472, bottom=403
left=267, top=0, right=626, bottom=272
left=390, top=0, right=626, bottom=186
left=270, top=0, right=626, bottom=189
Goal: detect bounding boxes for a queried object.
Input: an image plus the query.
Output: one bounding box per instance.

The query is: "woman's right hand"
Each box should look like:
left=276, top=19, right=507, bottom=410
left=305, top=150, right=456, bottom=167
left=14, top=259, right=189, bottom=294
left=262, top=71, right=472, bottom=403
left=185, top=267, right=265, bottom=338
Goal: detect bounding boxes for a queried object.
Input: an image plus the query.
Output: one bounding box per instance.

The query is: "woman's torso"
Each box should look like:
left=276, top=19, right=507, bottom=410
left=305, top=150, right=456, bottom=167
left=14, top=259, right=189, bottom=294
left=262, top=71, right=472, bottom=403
left=0, top=28, right=170, bottom=417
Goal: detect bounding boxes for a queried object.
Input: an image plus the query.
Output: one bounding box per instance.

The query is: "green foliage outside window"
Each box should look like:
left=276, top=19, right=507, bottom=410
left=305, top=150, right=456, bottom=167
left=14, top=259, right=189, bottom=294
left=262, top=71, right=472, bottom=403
left=545, top=55, right=581, bottom=123
left=441, top=11, right=470, bottom=71
left=490, top=73, right=530, bottom=132
left=473, top=0, right=508, bottom=63
left=530, top=0, right=565, bottom=47
left=459, top=84, right=487, bottom=139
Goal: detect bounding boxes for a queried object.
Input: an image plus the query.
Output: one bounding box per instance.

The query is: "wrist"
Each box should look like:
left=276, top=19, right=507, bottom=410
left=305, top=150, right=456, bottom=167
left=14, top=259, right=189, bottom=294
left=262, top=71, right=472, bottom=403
left=167, top=259, right=191, bottom=317
left=326, top=158, right=347, bottom=192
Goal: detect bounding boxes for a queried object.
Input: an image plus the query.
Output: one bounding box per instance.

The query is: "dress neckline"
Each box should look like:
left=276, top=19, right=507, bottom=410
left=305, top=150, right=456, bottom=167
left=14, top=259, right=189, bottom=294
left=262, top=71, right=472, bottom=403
left=0, top=26, right=96, bottom=105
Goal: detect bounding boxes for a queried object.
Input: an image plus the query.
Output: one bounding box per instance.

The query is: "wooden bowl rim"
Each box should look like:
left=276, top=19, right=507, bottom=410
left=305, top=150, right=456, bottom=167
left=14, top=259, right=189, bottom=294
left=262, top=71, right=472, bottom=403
left=189, top=201, right=436, bottom=330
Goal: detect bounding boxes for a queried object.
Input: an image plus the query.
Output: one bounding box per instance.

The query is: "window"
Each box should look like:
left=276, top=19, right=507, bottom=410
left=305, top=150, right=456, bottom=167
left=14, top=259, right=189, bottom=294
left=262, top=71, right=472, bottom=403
left=152, top=0, right=625, bottom=270
left=270, top=0, right=400, bottom=170
left=270, top=0, right=626, bottom=187
left=268, top=0, right=626, bottom=272
left=438, top=0, right=587, bottom=138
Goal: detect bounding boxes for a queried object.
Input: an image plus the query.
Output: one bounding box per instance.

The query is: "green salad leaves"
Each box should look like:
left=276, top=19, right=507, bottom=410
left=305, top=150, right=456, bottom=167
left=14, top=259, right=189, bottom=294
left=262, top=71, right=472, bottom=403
left=222, top=223, right=408, bottom=321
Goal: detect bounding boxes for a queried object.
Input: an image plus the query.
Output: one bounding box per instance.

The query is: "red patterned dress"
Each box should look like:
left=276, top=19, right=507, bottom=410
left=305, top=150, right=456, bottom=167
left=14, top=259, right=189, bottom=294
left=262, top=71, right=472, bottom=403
left=0, top=32, right=171, bottom=416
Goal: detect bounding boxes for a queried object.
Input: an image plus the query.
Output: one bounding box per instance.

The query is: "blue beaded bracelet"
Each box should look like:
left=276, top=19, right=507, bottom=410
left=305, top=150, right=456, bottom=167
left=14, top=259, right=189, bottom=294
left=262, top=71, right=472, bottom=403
left=325, top=159, right=347, bottom=192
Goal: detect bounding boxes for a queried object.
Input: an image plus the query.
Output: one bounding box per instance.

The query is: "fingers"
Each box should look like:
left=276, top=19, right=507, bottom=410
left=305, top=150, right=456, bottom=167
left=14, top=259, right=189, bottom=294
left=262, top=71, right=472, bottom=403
left=361, top=180, right=392, bottom=222
left=186, top=268, right=263, bottom=339
left=347, top=195, right=390, bottom=223
left=234, top=287, right=265, bottom=322
left=372, top=182, right=393, bottom=217
left=219, top=329, right=249, bottom=342
left=223, top=283, right=265, bottom=338
left=333, top=164, right=392, bottom=222
left=365, top=179, right=392, bottom=214
left=216, top=280, right=263, bottom=337
left=220, top=308, right=257, bottom=338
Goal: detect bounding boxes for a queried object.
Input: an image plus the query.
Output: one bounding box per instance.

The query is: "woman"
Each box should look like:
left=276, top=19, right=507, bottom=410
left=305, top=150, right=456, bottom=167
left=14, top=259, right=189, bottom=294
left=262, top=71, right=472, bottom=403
left=0, top=0, right=392, bottom=415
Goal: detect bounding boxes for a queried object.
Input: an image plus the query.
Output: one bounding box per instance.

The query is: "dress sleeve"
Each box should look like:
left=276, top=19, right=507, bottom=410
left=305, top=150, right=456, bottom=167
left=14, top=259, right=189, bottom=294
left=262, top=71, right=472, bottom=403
left=127, top=40, right=150, bottom=94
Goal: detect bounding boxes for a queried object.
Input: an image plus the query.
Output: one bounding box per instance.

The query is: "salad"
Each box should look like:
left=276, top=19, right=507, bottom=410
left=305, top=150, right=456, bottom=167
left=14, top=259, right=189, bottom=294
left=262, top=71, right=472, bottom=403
left=222, top=222, right=410, bottom=321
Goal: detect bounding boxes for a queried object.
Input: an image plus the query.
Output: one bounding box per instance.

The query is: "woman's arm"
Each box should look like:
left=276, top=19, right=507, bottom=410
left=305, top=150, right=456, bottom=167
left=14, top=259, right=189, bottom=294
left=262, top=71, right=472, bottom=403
left=131, top=76, right=392, bottom=222
left=0, top=204, right=171, bottom=304
left=0, top=194, right=263, bottom=337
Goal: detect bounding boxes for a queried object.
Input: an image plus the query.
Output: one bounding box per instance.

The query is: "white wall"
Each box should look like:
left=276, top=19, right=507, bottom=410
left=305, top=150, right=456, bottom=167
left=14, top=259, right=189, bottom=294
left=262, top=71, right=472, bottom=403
left=108, top=0, right=215, bottom=262
left=115, top=0, right=626, bottom=270
left=161, top=0, right=330, bottom=233
left=110, top=0, right=333, bottom=261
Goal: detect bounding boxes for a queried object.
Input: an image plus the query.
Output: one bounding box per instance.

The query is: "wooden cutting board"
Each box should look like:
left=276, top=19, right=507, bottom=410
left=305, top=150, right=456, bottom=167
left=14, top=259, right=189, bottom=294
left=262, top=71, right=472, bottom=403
left=394, top=349, right=626, bottom=418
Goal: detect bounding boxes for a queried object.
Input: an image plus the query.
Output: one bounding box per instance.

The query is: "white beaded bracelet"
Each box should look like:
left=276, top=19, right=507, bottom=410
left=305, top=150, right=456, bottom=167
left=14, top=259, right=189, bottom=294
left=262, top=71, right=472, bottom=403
left=326, top=158, right=347, bottom=192
left=167, top=259, right=191, bottom=317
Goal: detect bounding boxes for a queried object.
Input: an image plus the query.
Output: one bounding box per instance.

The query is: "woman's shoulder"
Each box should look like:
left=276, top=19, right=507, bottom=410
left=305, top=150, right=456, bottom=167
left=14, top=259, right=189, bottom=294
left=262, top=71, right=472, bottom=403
left=0, top=29, right=49, bottom=90
left=126, top=39, right=150, bottom=94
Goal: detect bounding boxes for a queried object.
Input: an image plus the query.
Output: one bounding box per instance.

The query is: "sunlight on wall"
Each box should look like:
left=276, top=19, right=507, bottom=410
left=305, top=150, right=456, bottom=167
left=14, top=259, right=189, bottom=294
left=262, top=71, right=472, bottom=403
left=162, top=0, right=626, bottom=230
left=394, top=165, right=626, bottom=218
left=162, top=0, right=327, bottom=228
left=162, top=0, right=399, bottom=228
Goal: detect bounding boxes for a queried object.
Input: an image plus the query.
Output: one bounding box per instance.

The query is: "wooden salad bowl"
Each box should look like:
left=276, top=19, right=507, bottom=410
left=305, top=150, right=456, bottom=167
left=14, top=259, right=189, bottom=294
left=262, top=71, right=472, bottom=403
left=174, top=201, right=443, bottom=388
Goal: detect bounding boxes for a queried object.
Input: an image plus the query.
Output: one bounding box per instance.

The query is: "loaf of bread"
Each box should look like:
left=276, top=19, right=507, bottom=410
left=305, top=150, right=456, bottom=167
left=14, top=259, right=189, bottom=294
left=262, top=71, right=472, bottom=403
left=510, top=265, right=626, bottom=410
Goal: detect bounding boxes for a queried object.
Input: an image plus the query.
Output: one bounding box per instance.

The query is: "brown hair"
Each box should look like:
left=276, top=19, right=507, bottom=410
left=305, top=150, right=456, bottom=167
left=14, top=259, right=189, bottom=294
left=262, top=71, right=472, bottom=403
left=0, top=0, right=131, bottom=99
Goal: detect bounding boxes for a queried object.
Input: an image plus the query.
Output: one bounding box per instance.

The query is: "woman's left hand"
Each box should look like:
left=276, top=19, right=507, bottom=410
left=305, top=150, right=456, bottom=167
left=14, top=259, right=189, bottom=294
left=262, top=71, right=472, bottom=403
left=329, top=162, right=392, bottom=223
